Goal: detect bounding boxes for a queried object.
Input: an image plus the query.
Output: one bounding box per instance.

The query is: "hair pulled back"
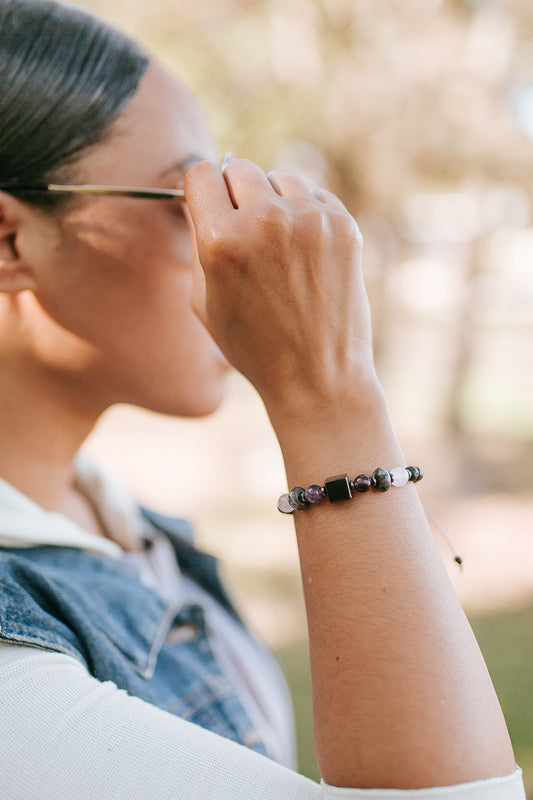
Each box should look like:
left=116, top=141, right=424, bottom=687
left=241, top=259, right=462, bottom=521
left=0, top=0, right=150, bottom=207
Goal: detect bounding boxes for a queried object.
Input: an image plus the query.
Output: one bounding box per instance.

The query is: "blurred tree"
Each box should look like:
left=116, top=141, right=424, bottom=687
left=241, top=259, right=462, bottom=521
left=76, top=0, right=533, bottom=465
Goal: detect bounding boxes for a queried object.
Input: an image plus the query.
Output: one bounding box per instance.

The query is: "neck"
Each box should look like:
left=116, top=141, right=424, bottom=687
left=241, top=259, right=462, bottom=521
left=0, top=294, right=109, bottom=512
left=0, top=367, right=102, bottom=514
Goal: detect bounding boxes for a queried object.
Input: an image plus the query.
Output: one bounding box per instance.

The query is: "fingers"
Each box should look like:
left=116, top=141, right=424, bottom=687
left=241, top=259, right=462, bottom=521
left=184, top=161, right=237, bottom=267
left=184, top=160, right=235, bottom=216
left=186, top=157, right=346, bottom=218
left=185, top=158, right=278, bottom=245
left=267, top=169, right=347, bottom=210
left=312, top=187, right=348, bottom=211
left=222, top=158, right=277, bottom=208
left=267, top=170, right=311, bottom=198
left=185, top=157, right=357, bottom=269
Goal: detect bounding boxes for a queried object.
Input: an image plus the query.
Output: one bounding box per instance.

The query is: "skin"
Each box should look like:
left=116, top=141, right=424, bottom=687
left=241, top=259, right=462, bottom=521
left=0, top=58, right=517, bottom=788
left=186, top=159, right=516, bottom=786
left=0, top=63, right=228, bottom=528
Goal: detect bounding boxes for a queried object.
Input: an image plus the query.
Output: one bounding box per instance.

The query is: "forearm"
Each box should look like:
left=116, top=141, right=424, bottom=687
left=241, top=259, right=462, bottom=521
left=185, top=159, right=517, bottom=792
left=271, top=385, right=515, bottom=790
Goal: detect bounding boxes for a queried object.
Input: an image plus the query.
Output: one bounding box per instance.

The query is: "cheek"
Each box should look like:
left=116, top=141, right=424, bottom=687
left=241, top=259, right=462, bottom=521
left=32, top=229, right=192, bottom=357
left=69, top=204, right=192, bottom=268
left=27, top=203, right=228, bottom=403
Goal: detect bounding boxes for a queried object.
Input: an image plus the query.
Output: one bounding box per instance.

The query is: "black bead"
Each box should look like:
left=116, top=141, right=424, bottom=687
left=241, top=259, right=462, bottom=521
left=372, top=467, right=391, bottom=492
left=353, top=474, right=372, bottom=493
left=324, top=474, right=352, bottom=503
left=406, top=466, right=420, bottom=482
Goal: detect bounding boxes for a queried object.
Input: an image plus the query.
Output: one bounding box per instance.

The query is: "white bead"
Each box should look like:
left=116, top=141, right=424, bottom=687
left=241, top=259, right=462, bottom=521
left=390, top=467, right=409, bottom=487
left=277, top=493, right=294, bottom=514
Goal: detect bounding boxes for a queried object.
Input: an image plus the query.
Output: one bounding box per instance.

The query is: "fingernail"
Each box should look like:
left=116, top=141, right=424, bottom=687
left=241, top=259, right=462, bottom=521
left=221, top=152, right=236, bottom=172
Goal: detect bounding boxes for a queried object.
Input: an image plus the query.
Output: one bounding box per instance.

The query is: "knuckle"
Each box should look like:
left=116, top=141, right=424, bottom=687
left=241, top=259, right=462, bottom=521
left=199, top=227, right=239, bottom=266
left=349, top=216, right=363, bottom=244
left=256, top=202, right=289, bottom=227
left=329, top=207, right=363, bottom=243
left=304, top=203, right=326, bottom=224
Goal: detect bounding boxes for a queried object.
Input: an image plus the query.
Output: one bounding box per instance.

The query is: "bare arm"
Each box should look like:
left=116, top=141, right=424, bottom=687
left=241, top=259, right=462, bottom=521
left=184, top=159, right=516, bottom=790
left=274, top=395, right=513, bottom=788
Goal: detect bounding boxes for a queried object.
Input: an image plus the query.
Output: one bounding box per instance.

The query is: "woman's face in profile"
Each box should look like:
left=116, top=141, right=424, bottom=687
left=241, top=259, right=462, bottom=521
left=23, top=62, right=229, bottom=418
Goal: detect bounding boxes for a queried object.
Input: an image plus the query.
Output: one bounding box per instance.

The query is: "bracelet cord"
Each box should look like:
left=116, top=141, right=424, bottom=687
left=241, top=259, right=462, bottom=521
left=277, top=466, right=463, bottom=569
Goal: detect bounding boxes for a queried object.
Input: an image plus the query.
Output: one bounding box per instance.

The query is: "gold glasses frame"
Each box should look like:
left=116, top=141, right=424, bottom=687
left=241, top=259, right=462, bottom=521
left=0, top=182, right=184, bottom=200
left=0, top=154, right=235, bottom=201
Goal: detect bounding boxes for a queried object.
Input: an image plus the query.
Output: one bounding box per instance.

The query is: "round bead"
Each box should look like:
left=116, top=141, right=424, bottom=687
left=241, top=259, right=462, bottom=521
left=277, top=494, right=294, bottom=514
left=406, top=466, right=422, bottom=483
left=353, top=474, right=372, bottom=493
left=390, top=467, right=409, bottom=487
left=288, top=487, right=307, bottom=510
left=305, top=484, right=324, bottom=504
left=372, top=467, right=391, bottom=492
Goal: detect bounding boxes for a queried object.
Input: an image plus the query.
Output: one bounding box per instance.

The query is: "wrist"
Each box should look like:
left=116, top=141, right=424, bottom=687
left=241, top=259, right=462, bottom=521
left=268, top=379, right=405, bottom=488
left=268, top=372, right=388, bottom=446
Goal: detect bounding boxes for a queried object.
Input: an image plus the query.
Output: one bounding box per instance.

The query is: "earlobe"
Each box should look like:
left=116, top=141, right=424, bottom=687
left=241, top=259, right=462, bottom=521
left=0, top=198, right=38, bottom=294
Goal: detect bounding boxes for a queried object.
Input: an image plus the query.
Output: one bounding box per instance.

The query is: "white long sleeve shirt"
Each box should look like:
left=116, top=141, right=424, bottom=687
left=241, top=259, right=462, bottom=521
left=0, top=456, right=525, bottom=800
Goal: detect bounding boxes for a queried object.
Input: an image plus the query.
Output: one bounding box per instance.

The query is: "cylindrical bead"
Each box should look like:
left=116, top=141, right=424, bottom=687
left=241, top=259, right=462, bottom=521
left=288, top=487, right=308, bottom=510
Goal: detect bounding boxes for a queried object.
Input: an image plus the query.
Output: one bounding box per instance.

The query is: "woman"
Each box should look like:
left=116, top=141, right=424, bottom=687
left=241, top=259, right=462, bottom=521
left=0, top=1, right=525, bottom=797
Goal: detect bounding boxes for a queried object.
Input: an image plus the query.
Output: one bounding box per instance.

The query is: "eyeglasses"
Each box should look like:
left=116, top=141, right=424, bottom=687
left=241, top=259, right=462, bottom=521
left=0, top=154, right=236, bottom=202
left=0, top=182, right=185, bottom=200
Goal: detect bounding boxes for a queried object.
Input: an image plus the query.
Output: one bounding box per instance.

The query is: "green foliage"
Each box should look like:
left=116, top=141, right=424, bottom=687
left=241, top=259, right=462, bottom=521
left=471, top=605, right=533, bottom=798
left=275, top=639, right=320, bottom=782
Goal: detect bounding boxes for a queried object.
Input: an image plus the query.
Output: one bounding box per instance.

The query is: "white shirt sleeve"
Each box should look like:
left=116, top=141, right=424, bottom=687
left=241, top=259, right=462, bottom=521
left=0, top=644, right=525, bottom=800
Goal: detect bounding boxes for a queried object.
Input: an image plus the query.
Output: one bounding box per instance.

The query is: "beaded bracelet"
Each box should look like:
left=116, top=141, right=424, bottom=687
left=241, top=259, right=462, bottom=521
left=277, top=466, right=423, bottom=514
left=277, top=467, right=464, bottom=569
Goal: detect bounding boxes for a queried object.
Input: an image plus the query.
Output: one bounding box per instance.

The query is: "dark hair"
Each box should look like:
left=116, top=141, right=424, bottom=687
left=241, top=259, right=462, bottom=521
left=0, top=0, right=150, bottom=208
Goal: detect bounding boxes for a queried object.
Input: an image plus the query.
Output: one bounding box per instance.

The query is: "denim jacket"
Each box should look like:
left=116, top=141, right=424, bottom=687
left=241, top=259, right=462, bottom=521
left=0, top=508, right=269, bottom=757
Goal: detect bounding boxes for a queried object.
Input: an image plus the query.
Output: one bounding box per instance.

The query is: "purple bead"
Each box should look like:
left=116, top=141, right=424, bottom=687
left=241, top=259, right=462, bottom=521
left=305, top=484, right=324, bottom=504
left=353, top=474, right=372, bottom=493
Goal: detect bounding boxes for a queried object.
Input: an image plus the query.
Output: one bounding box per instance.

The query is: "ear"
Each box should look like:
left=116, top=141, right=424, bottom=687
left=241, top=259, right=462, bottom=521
left=0, top=193, right=38, bottom=294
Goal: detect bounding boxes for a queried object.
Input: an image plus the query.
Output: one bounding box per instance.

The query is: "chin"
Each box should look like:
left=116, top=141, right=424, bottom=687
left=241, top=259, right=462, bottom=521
left=140, top=373, right=229, bottom=419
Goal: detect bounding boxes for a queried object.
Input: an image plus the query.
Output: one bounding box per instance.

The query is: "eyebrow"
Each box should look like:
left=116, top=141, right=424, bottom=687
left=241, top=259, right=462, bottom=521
left=158, top=154, right=212, bottom=180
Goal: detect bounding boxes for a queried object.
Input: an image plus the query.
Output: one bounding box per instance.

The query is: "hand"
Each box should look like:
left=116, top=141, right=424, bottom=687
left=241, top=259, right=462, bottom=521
left=185, top=158, right=376, bottom=420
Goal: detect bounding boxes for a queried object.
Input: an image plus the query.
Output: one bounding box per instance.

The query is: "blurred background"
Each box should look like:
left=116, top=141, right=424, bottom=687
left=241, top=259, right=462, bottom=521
left=75, top=0, right=533, bottom=792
